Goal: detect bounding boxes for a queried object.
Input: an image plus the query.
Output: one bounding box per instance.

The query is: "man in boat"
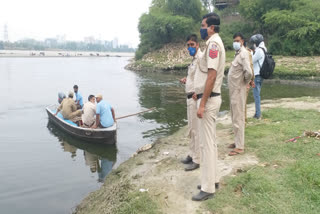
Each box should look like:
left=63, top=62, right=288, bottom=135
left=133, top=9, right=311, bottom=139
left=92, top=94, right=115, bottom=129
left=73, top=85, right=84, bottom=109
left=179, top=34, right=202, bottom=171
left=82, top=95, right=96, bottom=128
left=54, top=91, right=82, bottom=125
left=58, top=92, right=66, bottom=104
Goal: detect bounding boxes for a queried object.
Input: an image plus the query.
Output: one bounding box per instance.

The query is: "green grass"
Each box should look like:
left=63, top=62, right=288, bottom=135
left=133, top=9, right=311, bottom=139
left=206, top=108, right=320, bottom=214
left=116, top=192, right=161, bottom=214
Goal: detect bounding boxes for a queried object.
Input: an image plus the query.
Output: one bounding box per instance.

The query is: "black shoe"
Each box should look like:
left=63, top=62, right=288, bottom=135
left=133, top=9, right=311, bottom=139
left=197, top=183, right=219, bottom=190
left=192, top=191, right=214, bottom=201
left=181, top=155, right=193, bottom=164
left=253, top=115, right=262, bottom=120
left=184, top=162, right=200, bottom=171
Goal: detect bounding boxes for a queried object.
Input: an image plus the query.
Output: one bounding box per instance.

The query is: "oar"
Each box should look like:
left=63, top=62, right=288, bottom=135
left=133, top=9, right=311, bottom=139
left=115, top=107, right=156, bottom=120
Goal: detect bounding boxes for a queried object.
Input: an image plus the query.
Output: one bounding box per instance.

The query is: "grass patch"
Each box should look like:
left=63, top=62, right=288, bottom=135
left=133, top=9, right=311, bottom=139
left=116, top=192, right=161, bottom=214
left=206, top=108, right=320, bottom=214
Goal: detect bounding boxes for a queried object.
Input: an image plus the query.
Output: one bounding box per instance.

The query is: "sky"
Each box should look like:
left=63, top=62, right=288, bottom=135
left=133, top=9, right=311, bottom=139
left=0, top=0, right=152, bottom=47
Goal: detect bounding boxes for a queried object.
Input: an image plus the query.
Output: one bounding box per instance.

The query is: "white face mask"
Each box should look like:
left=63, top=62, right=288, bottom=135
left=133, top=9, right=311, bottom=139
left=233, top=42, right=241, bottom=51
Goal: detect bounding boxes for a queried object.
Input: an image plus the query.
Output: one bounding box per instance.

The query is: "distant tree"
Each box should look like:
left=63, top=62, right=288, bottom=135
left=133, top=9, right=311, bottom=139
left=240, top=0, right=320, bottom=56
left=136, top=0, right=206, bottom=59
left=0, top=41, right=4, bottom=50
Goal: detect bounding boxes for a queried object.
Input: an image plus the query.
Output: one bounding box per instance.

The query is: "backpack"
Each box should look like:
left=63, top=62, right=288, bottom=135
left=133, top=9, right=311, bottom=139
left=258, top=48, right=276, bottom=79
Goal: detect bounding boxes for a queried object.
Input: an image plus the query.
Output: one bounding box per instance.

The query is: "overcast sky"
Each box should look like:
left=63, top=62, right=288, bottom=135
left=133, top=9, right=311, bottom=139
left=0, top=0, right=152, bottom=47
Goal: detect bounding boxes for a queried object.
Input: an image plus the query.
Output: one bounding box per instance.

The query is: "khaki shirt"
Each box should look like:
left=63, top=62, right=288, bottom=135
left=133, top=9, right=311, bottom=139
left=58, top=98, right=78, bottom=119
left=194, top=33, right=226, bottom=94
left=228, top=46, right=253, bottom=90
left=186, top=49, right=203, bottom=94
left=82, top=102, right=96, bottom=126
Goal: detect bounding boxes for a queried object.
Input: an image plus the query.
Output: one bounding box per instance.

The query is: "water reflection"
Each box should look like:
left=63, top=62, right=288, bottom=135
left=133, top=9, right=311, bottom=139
left=47, top=122, right=116, bottom=182
left=135, top=71, right=319, bottom=139
left=136, top=72, right=187, bottom=137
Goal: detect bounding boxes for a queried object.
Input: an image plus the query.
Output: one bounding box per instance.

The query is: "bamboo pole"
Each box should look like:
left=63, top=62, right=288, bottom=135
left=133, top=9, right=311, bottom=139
left=115, top=107, right=156, bottom=120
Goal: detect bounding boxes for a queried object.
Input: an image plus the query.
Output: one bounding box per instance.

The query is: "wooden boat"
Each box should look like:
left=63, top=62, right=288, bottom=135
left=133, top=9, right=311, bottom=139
left=46, top=105, right=117, bottom=144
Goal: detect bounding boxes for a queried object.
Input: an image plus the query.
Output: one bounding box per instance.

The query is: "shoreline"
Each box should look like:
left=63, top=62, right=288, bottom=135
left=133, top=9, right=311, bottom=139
left=0, top=50, right=135, bottom=58
left=74, top=97, right=320, bottom=214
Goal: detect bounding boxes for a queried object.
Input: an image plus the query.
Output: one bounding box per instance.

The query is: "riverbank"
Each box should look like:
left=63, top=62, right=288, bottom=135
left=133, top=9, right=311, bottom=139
left=0, top=50, right=134, bottom=57
left=74, top=97, right=320, bottom=214
left=126, top=43, right=320, bottom=81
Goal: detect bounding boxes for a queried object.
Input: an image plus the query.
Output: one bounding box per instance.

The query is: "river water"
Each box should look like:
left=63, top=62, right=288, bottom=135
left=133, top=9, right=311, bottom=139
left=0, top=57, right=319, bottom=214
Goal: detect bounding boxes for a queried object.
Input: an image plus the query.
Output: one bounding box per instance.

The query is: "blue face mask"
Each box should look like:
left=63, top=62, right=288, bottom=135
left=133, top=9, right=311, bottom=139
left=188, top=47, right=196, bottom=56
left=200, top=28, right=208, bottom=40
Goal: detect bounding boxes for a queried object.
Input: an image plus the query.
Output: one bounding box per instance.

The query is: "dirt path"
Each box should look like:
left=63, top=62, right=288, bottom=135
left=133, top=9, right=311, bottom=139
left=75, top=97, right=320, bottom=214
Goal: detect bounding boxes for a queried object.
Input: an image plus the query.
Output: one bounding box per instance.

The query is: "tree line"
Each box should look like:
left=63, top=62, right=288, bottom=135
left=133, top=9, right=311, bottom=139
left=136, top=0, right=320, bottom=59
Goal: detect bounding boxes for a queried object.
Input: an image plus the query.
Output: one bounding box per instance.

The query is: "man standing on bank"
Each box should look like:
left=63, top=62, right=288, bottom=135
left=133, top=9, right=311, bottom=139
left=228, top=32, right=253, bottom=156
left=180, top=34, right=202, bottom=171
left=192, top=12, right=225, bottom=201
left=249, top=34, right=266, bottom=119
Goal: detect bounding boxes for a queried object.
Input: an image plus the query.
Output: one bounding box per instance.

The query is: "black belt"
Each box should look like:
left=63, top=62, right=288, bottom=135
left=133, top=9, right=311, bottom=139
left=196, top=92, right=220, bottom=99
left=186, top=93, right=194, bottom=99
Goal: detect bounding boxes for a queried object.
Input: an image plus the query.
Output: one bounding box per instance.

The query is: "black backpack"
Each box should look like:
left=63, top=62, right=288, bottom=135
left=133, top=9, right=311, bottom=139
left=258, top=48, right=276, bottom=79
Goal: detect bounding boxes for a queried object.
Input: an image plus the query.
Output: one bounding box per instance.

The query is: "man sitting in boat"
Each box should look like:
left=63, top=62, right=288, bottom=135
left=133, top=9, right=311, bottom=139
left=54, top=91, right=82, bottom=126
left=82, top=95, right=96, bottom=128
left=73, top=85, right=84, bottom=109
left=58, top=92, right=66, bottom=104
left=92, top=94, right=115, bottom=129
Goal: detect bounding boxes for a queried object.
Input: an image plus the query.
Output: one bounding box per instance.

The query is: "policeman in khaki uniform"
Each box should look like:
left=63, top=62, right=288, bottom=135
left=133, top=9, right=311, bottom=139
left=180, top=34, right=202, bottom=171
left=192, top=13, right=225, bottom=201
left=227, top=32, right=253, bottom=156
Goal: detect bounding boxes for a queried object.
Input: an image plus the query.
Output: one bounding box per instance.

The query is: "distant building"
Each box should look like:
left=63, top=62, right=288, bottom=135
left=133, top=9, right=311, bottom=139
left=45, top=38, right=58, bottom=48
left=84, top=36, right=95, bottom=44
left=112, top=37, right=118, bottom=49
left=3, top=24, right=9, bottom=42
left=56, top=34, right=66, bottom=44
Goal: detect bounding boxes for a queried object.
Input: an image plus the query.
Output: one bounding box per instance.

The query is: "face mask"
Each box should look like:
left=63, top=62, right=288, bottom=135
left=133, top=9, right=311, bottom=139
left=233, top=42, right=241, bottom=51
left=200, top=28, right=208, bottom=40
left=188, top=47, right=196, bottom=56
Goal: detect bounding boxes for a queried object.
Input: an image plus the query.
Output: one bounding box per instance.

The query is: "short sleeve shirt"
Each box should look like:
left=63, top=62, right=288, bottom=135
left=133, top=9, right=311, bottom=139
left=96, top=100, right=114, bottom=128
left=194, top=33, right=226, bottom=94
left=82, top=102, right=96, bottom=126
left=75, top=92, right=83, bottom=107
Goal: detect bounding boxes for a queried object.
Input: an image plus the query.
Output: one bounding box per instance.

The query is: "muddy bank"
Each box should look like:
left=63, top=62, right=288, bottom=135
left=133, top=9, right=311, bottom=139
left=74, top=97, right=320, bottom=214
left=126, top=43, right=320, bottom=81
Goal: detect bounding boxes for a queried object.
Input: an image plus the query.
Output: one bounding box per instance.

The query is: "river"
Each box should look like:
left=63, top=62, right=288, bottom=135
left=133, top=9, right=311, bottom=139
left=0, top=57, right=319, bottom=214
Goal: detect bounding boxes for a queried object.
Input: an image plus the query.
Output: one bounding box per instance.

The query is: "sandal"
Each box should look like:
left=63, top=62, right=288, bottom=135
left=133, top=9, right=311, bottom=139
left=228, top=149, right=244, bottom=156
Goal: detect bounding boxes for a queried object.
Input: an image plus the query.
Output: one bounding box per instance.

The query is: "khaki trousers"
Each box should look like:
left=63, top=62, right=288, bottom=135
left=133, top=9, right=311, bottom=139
left=229, top=86, right=246, bottom=149
left=69, top=110, right=82, bottom=123
left=197, top=96, right=221, bottom=193
left=187, top=98, right=200, bottom=164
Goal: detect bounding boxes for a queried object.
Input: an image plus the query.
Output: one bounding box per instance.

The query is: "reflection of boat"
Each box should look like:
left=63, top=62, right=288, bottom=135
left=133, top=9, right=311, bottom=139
left=46, top=105, right=117, bottom=144
left=48, top=123, right=117, bottom=182
left=47, top=122, right=117, bottom=160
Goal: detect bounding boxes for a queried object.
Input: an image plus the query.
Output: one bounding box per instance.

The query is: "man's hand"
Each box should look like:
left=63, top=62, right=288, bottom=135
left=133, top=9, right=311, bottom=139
left=92, top=124, right=98, bottom=129
left=197, top=106, right=205, bottom=118
left=192, top=93, right=197, bottom=101
left=180, top=77, right=187, bottom=84
left=249, top=80, right=255, bottom=88
left=54, top=113, right=57, bottom=116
